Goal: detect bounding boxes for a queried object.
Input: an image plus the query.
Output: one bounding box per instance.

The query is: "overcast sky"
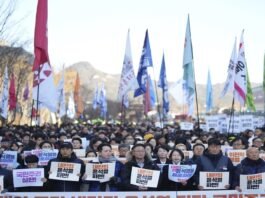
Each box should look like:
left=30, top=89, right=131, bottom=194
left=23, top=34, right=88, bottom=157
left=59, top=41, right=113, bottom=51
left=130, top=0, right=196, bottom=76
left=8, top=0, right=265, bottom=84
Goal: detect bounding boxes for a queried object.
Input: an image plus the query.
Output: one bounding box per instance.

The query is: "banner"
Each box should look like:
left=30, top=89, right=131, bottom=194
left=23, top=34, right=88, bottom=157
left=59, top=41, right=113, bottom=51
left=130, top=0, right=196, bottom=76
left=227, top=150, right=246, bottom=166
left=13, top=168, right=44, bottom=188
left=168, top=164, right=196, bottom=182
left=180, top=122, right=194, bottom=131
left=199, top=171, right=229, bottom=189
left=130, top=167, right=160, bottom=188
left=0, top=176, right=3, bottom=192
left=31, top=149, right=58, bottom=166
left=49, top=162, right=81, bottom=181
left=0, top=151, right=18, bottom=168
left=240, top=115, right=254, bottom=131
left=85, top=163, right=115, bottom=182
left=240, top=173, right=265, bottom=191
left=5, top=191, right=265, bottom=198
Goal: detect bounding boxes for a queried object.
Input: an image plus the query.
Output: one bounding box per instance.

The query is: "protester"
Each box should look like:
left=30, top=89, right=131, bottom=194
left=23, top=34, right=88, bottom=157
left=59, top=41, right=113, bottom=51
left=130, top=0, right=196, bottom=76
left=195, top=138, right=234, bottom=190
left=85, top=143, right=124, bottom=191
left=46, top=142, right=85, bottom=192
left=233, top=147, right=265, bottom=192
left=121, top=144, right=160, bottom=191
left=118, top=144, right=130, bottom=158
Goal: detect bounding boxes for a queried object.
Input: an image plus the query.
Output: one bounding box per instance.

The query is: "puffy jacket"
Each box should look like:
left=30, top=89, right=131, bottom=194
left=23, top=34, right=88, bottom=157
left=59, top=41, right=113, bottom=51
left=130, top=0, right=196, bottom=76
left=88, top=158, right=124, bottom=191
left=46, top=152, right=85, bottom=192
left=195, top=150, right=234, bottom=188
left=232, top=157, right=265, bottom=188
left=121, top=158, right=160, bottom=191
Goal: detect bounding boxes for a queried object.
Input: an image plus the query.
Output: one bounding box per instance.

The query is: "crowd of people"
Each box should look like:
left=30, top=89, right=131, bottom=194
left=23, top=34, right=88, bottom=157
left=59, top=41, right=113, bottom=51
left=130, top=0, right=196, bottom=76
left=0, top=121, right=265, bottom=192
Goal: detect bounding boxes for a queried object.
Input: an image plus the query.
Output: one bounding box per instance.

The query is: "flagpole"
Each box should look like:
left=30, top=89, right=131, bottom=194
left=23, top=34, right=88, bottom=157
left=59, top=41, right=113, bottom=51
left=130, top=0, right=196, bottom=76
left=30, top=99, right=34, bottom=126
left=228, top=97, right=235, bottom=134
left=192, top=60, right=200, bottom=130
left=151, top=68, right=163, bottom=127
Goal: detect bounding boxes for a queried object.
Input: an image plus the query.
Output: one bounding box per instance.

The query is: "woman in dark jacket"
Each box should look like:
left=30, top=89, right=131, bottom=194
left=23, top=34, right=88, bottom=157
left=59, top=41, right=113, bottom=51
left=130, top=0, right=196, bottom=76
left=121, top=144, right=160, bottom=191
left=233, top=147, right=265, bottom=191
left=160, top=149, right=190, bottom=191
left=46, top=142, right=85, bottom=192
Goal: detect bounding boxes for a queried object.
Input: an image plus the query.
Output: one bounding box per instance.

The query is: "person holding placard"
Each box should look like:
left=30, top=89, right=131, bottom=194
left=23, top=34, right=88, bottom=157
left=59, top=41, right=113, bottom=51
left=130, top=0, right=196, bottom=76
left=195, top=138, right=234, bottom=190
left=233, top=147, right=265, bottom=192
left=84, top=143, right=124, bottom=191
left=0, top=162, right=14, bottom=192
left=46, top=142, right=85, bottom=192
left=160, top=149, right=191, bottom=191
left=121, top=144, right=160, bottom=191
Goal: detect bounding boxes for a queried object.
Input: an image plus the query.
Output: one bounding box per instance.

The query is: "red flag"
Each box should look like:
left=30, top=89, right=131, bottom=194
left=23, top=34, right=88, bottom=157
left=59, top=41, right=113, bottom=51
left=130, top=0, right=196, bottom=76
left=9, top=74, right=16, bottom=111
left=144, top=78, right=151, bottom=114
left=32, top=0, right=57, bottom=112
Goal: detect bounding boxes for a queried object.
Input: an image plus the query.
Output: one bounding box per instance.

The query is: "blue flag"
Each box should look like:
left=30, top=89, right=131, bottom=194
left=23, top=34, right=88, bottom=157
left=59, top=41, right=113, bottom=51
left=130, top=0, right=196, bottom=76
left=99, top=84, right=107, bottom=118
left=206, top=69, right=213, bottom=112
left=148, top=75, right=156, bottom=108
left=134, top=30, right=153, bottom=97
left=158, top=54, right=169, bottom=114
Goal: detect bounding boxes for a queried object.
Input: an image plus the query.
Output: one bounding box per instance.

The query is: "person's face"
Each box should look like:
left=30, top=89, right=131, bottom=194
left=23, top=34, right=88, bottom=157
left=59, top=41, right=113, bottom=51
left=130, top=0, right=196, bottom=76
left=171, top=151, right=182, bottom=164
left=27, top=162, right=38, bottom=169
left=119, top=147, right=129, bottom=157
left=36, top=138, right=44, bottom=146
left=86, top=152, right=96, bottom=158
left=99, top=146, right=112, bottom=159
left=247, top=147, right=260, bottom=160
left=255, top=129, right=262, bottom=137
left=11, top=144, right=19, bottom=151
left=253, top=138, right=263, bottom=148
left=59, top=135, right=67, bottom=142
left=72, top=140, right=82, bottom=149
left=193, top=145, right=204, bottom=156
left=158, top=137, right=166, bottom=145
left=124, top=136, right=134, bottom=145
left=175, top=144, right=187, bottom=152
left=49, top=138, right=57, bottom=144
left=157, top=148, right=168, bottom=159
left=232, top=140, right=245, bottom=150
left=93, top=141, right=103, bottom=151
left=132, top=146, right=146, bottom=160
left=41, top=143, right=52, bottom=150
left=208, top=144, right=221, bottom=155
left=22, top=136, right=30, bottom=145
left=60, top=148, right=73, bottom=158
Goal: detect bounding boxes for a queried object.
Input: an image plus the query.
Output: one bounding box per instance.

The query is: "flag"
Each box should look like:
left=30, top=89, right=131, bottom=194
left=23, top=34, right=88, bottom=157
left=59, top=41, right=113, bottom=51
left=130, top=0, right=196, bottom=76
left=9, top=73, right=16, bottom=111
left=23, top=82, right=29, bottom=101
left=234, top=30, right=247, bottom=106
left=182, top=16, right=195, bottom=116
left=158, top=53, right=169, bottom=114
left=134, top=30, right=153, bottom=97
left=220, top=38, right=237, bottom=98
left=32, top=0, right=57, bottom=112
left=74, top=73, right=84, bottom=117
left=246, top=66, right=256, bottom=111
left=57, top=71, right=66, bottom=117
left=92, top=84, right=100, bottom=110
left=118, top=30, right=139, bottom=107
left=144, top=75, right=156, bottom=114
left=263, top=54, right=265, bottom=93
left=0, top=66, right=9, bottom=119
left=169, top=79, right=186, bottom=105
left=206, top=69, right=213, bottom=112
left=67, top=92, right=75, bottom=119
left=99, top=84, right=107, bottom=118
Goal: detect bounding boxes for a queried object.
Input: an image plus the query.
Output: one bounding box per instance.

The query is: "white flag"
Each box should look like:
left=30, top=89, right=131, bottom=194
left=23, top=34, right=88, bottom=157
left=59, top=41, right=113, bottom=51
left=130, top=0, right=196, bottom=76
left=220, top=38, right=237, bottom=98
left=57, top=71, right=66, bottom=117
left=67, top=92, right=75, bottom=119
left=234, top=30, right=247, bottom=106
left=117, top=30, right=139, bottom=106
left=0, top=66, right=9, bottom=119
left=169, top=79, right=186, bottom=105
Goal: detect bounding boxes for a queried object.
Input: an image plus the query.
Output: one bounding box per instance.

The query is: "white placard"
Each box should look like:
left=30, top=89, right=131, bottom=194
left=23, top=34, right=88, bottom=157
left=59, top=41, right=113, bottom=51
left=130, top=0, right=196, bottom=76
left=130, top=167, right=160, bottom=188
left=227, top=150, right=246, bottom=166
left=85, top=162, right=115, bottom=182
left=13, top=168, right=44, bottom=188
left=49, top=162, right=81, bottom=181
left=180, top=122, right=194, bottom=130
left=199, top=171, right=229, bottom=189
left=73, top=149, right=86, bottom=158
left=0, top=176, right=3, bottom=191
left=205, top=116, right=219, bottom=131
left=0, top=150, right=18, bottom=168
left=240, top=173, right=265, bottom=191
left=240, top=115, right=254, bottom=131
